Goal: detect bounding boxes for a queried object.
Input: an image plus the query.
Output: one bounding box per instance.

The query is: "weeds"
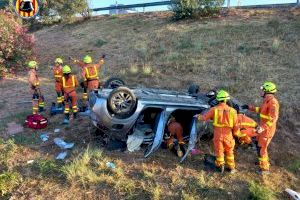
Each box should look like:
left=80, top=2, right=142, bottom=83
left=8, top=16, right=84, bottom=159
left=32, top=159, right=61, bottom=177
left=94, top=39, right=107, bottom=48
left=249, top=181, right=275, bottom=200
left=0, top=139, right=17, bottom=168
left=286, top=158, right=300, bottom=174
left=129, top=64, right=139, bottom=75
left=0, top=171, right=21, bottom=196
left=12, top=133, right=40, bottom=145
left=271, top=38, right=280, bottom=53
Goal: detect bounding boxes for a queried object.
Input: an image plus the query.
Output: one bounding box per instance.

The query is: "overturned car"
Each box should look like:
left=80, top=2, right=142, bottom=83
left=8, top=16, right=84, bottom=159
left=88, top=78, right=241, bottom=162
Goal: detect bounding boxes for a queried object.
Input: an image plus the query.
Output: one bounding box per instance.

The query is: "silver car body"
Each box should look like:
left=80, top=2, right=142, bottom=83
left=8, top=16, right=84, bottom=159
left=89, top=88, right=210, bottom=160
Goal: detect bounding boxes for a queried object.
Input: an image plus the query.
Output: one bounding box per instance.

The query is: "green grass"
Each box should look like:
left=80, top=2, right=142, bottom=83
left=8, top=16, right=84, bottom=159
left=0, top=171, right=22, bottom=196
left=32, top=159, right=61, bottom=177
left=249, top=181, right=276, bottom=200
left=0, top=139, right=18, bottom=168
left=286, top=158, right=300, bottom=174
left=0, top=110, right=30, bottom=133
left=11, top=132, right=40, bottom=145
left=94, top=39, right=108, bottom=48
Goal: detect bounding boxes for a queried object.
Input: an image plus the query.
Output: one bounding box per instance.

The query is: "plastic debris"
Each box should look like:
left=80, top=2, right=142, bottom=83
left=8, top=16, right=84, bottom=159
left=40, top=133, right=49, bottom=142
left=191, top=148, right=203, bottom=155
left=56, top=152, right=68, bottom=160
left=106, top=162, right=116, bottom=169
left=285, top=188, right=300, bottom=200
left=54, top=129, right=60, bottom=133
left=54, top=138, right=74, bottom=149
left=27, top=160, right=34, bottom=164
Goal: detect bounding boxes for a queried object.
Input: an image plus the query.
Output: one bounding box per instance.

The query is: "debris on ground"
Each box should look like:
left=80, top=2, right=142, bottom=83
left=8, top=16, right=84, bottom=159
left=54, top=128, right=60, bottom=133
left=27, top=160, right=34, bottom=164
left=191, top=148, right=203, bottom=155
left=106, top=162, right=116, bottom=169
left=7, top=122, right=24, bottom=135
left=40, top=133, right=49, bottom=142
left=56, top=152, right=68, bottom=160
left=54, top=138, right=74, bottom=149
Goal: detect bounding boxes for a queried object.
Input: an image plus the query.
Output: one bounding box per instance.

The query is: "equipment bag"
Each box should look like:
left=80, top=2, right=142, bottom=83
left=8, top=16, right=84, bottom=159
left=25, top=114, right=48, bottom=129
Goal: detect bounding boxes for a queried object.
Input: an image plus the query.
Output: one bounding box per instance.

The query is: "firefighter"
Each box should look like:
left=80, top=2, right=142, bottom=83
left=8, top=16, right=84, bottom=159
left=165, top=116, right=186, bottom=158
left=28, top=60, right=45, bottom=114
left=236, top=112, right=258, bottom=145
left=53, top=58, right=64, bottom=107
left=61, top=65, right=79, bottom=124
left=72, top=55, right=105, bottom=110
left=196, top=90, right=239, bottom=173
left=242, top=81, right=279, bottom=174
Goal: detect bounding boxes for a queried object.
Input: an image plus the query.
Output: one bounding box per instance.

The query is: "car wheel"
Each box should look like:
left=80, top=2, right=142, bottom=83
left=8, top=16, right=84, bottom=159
left=104, top=77, right=125, bottom=89
left=188, top=84, right=200, bottom=96
left=108, top=87, right=137, bottom=118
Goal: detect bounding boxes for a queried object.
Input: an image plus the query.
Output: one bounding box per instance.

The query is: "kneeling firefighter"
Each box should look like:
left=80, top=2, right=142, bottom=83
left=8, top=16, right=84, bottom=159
left=165, top=116, right=186, bottom=158
left=61, top=65, right=79, bottom=124
left=196, top=90, right=239, bottom=173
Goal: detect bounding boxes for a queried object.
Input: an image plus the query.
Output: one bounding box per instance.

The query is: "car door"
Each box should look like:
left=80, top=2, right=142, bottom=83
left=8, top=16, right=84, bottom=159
left=180, top=117, right=198, bottom=163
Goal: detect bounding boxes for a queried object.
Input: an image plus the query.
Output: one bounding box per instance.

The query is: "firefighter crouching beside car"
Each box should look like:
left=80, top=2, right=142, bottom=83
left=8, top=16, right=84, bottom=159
left=28, top=60, right=45, bottom=114
left=52, top=58, right=64, bottom=108
left=242, top=81, right=279, bottom=175
left=196, top=90, right=239, bottom=173
left=235, top=110, right=258, bottom=145
left=164, top=116, right=186, bottom=158
left=72, top=55, right=105, bottom=110
left=61, top=65, right=79, bottom=124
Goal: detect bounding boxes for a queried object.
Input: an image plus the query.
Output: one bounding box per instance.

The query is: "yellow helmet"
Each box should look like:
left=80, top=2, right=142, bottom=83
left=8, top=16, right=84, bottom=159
left=55, top=58, right=63, bottom=64
left=83, top=55, right=92, bottom=64
left=62, top=65, right=72, bottom=74
left=216, top=90, right=230, bottom=102
left=261, top=81, right=277, bottom=93
left=28, top=61, right=37, bottom=68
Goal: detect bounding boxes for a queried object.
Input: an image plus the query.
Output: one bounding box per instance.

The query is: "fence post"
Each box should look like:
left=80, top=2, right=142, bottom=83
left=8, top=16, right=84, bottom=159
left=227, top=0, right=230, bottom=8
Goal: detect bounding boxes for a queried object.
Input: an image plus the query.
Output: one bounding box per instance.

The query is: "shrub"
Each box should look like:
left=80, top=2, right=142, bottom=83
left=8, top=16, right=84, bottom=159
left=0, top=10, right=34, bottom=78
left=32, top=159, right=61, bottom=177
left=171, top=0, right=224, bottom=20
left=0, top=171, right=22, bottom=196
left=249, top=181, right=275, bottom=200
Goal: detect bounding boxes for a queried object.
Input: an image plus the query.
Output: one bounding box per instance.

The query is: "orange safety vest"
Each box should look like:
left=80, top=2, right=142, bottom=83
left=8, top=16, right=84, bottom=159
left=213, top=107, right=235, bottom=128
left=53, top=66, right=63, bottom=81
left=62, top=75, right=75, bottom=89
left=85, top=65, right=99, bottom=80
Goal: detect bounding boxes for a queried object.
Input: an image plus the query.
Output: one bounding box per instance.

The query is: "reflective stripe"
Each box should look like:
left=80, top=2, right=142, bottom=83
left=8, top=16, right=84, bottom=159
left=72, top=106, right=78, bottom=109
left=240, top=122, right=257, bottom=127
left=216, top=157, right=224, bottom=162
left=85, top=66, right=99, bottom=79
left=259, top=156, right=269, bottom=161
left=213, top=108, right=234, bottom=128
left=266, top=121, right=273, bottom=127
left=226, top=162, right=235, bottom=166
left=33, top=107, right=38, bottom=110
left=255, top=107, right=260, bottom=113
left=34, top=81, right=40, bottom=86
left=236, top=131, right=246, bottom=138
left=226, top=156, right=234, bottom=160
left=62, top=76, right=75, bottom=88
left=54, top=75, right=62, bottom=78
left=260, top=114, right=272, bottom=120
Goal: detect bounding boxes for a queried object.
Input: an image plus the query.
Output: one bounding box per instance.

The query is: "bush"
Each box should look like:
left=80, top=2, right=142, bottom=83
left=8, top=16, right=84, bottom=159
left=0, top=171, right=22, bottom=196
left=171, top=0, right=224, bottom=20
left=249, top=181, right=275, bottom=200
left=0, top=10, right=34, bottom=78
left=39, top=0, right=90, bottom=23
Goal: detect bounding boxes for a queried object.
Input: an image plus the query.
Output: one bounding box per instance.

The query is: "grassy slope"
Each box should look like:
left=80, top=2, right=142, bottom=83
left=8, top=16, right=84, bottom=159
left=0, top=8, right=299, bottom=199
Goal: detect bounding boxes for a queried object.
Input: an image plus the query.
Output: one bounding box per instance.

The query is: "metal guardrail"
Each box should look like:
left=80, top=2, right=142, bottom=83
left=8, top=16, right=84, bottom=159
left=92, top=1, right=299, bottom=12
left=92, top=1, right=172, bottom=12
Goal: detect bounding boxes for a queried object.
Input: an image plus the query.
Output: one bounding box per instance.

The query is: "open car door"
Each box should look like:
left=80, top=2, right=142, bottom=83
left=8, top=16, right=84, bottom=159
left=180, top=117, right=198, bottom=163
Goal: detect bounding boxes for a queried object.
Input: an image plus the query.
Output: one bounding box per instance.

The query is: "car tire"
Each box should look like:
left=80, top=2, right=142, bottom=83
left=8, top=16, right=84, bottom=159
left=188, top=84, right=200, bottom=96
left=107, top=86, right=137, bottom=118
left=104, top=77, right=125, bottom=89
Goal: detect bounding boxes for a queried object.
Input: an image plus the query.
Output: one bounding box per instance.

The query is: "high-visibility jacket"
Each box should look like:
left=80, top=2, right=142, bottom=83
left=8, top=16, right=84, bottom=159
left=81, top=64, right=100, bottom=81
left=62, top=74, right=78, bottom=94
left=28, top=69, right=40, bottom=88
left=167, top=121, right=185, bottom=145
left=249, top=94, right=279, bottom=138
left=198, top=103, right=239, bottom=138
left=236, top=114, right=257, bottom=138
left=53, top=65, right=63, bottom=82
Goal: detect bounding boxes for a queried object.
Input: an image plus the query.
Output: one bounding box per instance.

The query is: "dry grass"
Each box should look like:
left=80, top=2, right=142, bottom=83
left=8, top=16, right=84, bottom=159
left=0, top=8, right=299, bottom=200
